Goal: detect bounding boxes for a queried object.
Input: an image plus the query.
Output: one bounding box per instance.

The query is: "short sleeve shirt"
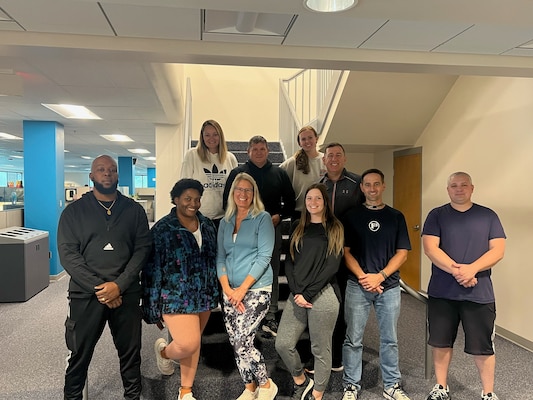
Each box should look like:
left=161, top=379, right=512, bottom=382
left=344, top=205, right=411, bottom=290
left=422, top=203, right=506, bottom=303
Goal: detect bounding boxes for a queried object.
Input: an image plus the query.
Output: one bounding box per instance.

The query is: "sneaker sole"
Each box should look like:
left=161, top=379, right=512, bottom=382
left=301, top=378, right=314, bottom=400
left=154, top=338, right=174, bottom=376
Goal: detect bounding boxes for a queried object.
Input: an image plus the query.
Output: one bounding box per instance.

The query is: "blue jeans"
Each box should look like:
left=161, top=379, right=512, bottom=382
left=343, top=280, right=401, bottom=390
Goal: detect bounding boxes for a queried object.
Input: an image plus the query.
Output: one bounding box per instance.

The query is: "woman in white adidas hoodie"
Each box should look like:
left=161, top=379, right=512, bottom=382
left=181, top=119, right=238, bottom=226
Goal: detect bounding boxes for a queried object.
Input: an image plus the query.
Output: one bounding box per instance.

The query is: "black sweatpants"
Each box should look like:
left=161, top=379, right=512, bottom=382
left=64, top=292, right=142, bottom=400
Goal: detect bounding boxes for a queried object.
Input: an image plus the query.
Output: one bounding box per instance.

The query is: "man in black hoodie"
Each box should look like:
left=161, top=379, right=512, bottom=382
left=224, top=136, right=296, bottom=337
left=58, top=155, right=151, bottom=400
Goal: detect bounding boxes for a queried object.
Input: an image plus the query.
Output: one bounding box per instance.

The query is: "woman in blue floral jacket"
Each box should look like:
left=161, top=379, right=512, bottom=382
left=141, top=178, right=219, bottom=400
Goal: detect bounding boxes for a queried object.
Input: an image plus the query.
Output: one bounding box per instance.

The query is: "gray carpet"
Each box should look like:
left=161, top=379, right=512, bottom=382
left=0, top=276, right=531, bottom=400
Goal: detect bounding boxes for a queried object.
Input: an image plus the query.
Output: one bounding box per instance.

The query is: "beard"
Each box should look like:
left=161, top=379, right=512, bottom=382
left=92, top=179, right=118, bottom=195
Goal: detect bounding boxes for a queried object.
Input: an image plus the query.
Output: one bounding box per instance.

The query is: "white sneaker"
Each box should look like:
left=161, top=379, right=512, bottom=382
left=383, top=383, right=410, bottom=400
left=342, top=386, right=358, bottom=400
left=257, top=379, right=278, bottom=400
left=426, top=384, right=450, bottom=400
left=236, top=387, right=258, bottom=400
left=154, top=338, right=174, bottom=375
left=481, top=391, right=499, bottom=400
left=178, top=390, right=196, bottom=400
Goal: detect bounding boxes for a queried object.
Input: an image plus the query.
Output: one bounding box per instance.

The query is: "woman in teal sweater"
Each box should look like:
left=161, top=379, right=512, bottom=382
left=217, top=172, right=278, bottom=400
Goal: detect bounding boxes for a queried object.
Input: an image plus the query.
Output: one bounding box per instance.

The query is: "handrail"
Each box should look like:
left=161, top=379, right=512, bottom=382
left=399, top=279, right=432, bottom=380
left=278, top=69, right=344, bottom=158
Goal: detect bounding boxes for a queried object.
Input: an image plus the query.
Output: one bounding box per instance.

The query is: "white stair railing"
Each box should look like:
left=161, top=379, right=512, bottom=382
left=279, top=69, right=345, bottom=158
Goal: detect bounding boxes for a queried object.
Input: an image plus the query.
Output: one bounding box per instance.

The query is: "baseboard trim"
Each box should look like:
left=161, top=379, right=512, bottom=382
left=50, top=270, right=67, bottom=282
left=496, top=325, right=533, bottom=352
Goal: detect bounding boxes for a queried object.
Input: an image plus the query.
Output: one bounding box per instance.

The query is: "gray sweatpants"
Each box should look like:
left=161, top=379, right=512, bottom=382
left=275, top=284, right=339, bottom=392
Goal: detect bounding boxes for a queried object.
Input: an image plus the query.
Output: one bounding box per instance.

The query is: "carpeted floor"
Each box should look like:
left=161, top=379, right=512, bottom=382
left=0, top=275, right=531, bottom=400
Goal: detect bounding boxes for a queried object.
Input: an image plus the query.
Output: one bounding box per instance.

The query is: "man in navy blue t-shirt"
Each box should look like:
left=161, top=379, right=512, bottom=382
left=422, top=172, right=506, bottom=400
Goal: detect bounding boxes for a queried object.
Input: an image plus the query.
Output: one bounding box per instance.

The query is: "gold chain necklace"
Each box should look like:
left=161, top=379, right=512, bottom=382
left=97, top=198, right=117, bottom=215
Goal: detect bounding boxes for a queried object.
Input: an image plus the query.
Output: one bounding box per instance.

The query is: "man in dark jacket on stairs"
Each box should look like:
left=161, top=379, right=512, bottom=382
left=224, top=135, right=296, bottom=337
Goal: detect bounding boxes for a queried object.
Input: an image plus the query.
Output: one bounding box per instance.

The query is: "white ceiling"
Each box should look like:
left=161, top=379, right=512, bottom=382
left=1, top=0, right=533, bottom=174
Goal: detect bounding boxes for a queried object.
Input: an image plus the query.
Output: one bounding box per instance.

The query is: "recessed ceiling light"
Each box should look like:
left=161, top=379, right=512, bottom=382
left=42, top=103, right=101, bottom=120
left=10, top=155, right=23, bottom=159
left=144, top=156, right=156, bottom=161
left=64, top=149, right=70, bottom=152
left=0, top=132, right=23, bottom=140
left=81, top=156, right=92, bottom=160
left=304, top=0, right=356, bottom=12
left=100, top=134, right=134, bottom=142
left=128, top=148, right=150, bottom=154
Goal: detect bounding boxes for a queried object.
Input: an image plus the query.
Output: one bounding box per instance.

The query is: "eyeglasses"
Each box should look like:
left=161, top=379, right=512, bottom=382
left=234, top=187, right=253, bottom=194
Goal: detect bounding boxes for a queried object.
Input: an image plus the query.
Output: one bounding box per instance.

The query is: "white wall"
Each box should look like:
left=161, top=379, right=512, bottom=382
left=185, top=64, right=299, bottom=142
left=415, top=75, right=533, bottom=345
left=155, top=123, right=184, bottom=222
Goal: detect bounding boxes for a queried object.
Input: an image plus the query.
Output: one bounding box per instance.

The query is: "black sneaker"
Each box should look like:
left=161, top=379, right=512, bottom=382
left=261, top=319, right=278, bottom=337
left=291, top=375, right=314, bottom=400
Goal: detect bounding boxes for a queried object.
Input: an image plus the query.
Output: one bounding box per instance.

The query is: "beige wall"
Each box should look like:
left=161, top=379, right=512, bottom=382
left=185, top=64, right=298, bottom=142
left=415, top=75, right=533, bottom=345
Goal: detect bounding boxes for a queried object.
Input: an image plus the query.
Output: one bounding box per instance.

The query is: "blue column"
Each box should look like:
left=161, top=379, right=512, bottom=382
left=118, top=156, right=135, bottom=196
left=147, top=167, right=156, bottom=188
left=23, top=121, right=64, bottom=276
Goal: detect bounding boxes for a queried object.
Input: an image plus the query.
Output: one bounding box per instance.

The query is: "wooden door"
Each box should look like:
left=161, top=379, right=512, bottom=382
left=393, top=149, right=422, bottom=290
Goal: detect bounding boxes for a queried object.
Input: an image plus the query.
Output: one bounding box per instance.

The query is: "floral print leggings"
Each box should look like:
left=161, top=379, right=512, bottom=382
left=223, top=290, right=271, bottom=386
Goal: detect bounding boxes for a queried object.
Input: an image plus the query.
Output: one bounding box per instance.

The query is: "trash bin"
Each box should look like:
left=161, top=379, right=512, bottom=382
left=0, top=226, right=50, bottom=302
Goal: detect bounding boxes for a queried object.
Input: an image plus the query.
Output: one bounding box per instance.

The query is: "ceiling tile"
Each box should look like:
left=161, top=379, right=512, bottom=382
left=0, top=21, right=23, bottom=31
left=103, top=4, right=201, bottom=40
left=284, top=14, right=386, bottom=48
left=0, top=0, right=114, bottom=35
left=434, top=24, right=533, bottom=54
left=359, top=20, right=472, bottom=52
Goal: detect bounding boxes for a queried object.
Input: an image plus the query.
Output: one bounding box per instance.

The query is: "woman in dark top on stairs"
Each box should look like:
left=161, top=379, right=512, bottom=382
left=275, top=183, right=344, bottom=400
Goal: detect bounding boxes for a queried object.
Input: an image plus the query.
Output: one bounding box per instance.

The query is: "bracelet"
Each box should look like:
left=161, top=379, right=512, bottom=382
left=380, top=270, right=388, bottom=280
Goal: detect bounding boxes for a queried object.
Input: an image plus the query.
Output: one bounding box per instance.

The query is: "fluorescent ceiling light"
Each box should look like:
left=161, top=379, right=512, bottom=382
left=304, top=0, right=356, bottom=12
left=0, top=132, right=23, bottom=140
left=100, top=134, right=134, bottom=142
left=64, top=149, right=70, bottom=152
left=10, top=155, right=23, bottom=159
left=144, top=156, right=156, bottom=161
left=81, top=156, right=92, bottom=160
left=128, top=148, right=150, bottom=154
left=42, top=103, right=101, bottom=120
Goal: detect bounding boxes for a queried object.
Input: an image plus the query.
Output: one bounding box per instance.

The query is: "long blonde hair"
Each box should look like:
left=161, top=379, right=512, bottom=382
left=294, top=126, right=318, bottom=175
left=224, top=173, right=265, bottom=221
left=290, top=183, right=344, bottom=260
left=196, top=119, right=229, bottom=164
